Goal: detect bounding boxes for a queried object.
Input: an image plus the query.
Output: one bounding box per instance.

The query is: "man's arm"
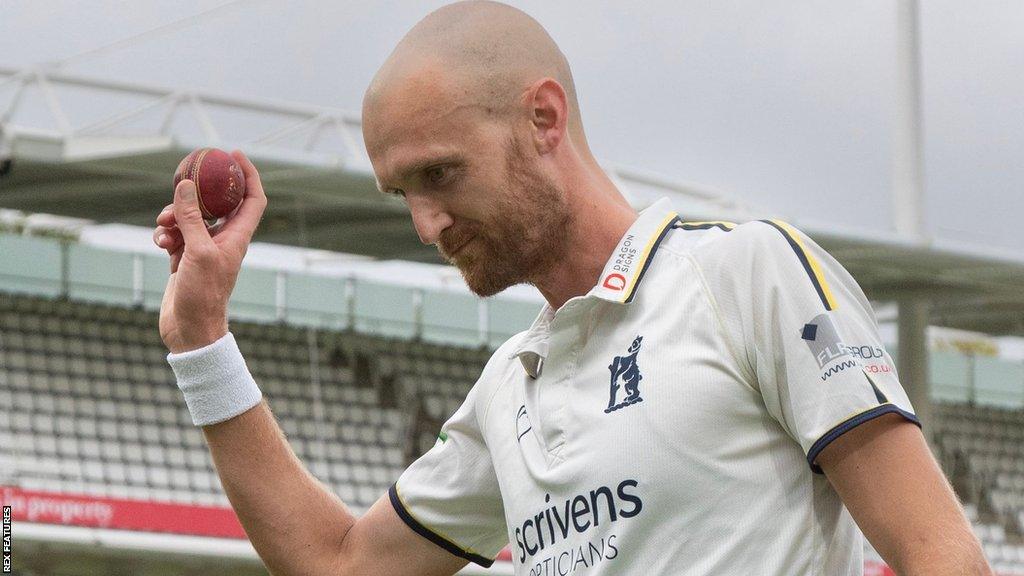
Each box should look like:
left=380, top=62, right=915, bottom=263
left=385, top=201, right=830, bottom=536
left=816, top=413, right=992, bottom=575
left=203, top=401, right=467, bottom=576
left=155, top=151, right=467, bottom=576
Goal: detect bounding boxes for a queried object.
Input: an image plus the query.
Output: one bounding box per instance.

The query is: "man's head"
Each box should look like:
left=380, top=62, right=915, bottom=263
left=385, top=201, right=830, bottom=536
left=362, top=1, right=592, bottom=297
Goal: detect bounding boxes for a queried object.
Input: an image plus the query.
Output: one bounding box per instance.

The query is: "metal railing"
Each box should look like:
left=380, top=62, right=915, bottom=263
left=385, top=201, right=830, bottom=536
left=0, top=232, right=540, bottom=350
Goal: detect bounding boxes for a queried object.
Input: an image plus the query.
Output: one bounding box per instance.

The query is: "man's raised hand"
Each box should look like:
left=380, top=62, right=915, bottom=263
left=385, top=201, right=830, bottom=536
left=155, top=150, right=268, bottom=354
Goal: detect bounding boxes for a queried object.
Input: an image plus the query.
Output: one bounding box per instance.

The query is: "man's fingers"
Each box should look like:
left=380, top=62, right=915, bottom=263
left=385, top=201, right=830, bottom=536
left=232, top=150, right=263, bottom=191
left=154, top=226, right=183, bottom=252
left=153, top=224, right=175, bottom=246
left=219, top=150, right=268, bottom=244
left=157, top=204, right=176, bottom=227
left=172, top=179, right=214, bottom=250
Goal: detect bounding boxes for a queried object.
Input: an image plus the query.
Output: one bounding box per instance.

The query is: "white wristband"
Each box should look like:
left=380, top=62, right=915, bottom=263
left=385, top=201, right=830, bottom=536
left=166, top=332, right=262, bottom=426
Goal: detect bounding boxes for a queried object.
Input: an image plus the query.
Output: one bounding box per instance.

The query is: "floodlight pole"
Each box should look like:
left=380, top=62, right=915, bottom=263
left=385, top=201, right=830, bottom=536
left=894, top=0, right=926, bottom=241
left=894, top=0, right=933, bottom=442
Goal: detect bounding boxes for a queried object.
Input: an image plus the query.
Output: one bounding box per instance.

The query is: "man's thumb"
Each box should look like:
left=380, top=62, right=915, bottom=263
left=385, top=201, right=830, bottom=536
left=174, top=179, right=212, bottom=247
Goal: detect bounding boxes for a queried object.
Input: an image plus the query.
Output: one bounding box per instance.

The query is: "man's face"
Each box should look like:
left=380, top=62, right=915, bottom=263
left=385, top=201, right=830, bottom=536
left=449, top=135, right=574, bottom=297
left=364, top=71, right=573, bottom=297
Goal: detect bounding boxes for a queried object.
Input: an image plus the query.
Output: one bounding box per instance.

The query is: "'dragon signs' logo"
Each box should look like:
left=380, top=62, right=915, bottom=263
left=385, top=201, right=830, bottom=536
left=605, top=336, right=644, bottom=413
left=602, top=273, right=627, bottom=291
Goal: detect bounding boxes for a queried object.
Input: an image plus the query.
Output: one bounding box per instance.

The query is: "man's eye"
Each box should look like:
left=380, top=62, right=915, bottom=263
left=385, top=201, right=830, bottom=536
left=426, top=166, right=446, bottom=185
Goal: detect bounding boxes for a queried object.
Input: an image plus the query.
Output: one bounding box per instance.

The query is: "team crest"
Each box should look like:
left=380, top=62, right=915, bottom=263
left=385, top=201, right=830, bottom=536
left=605, top=335, right=644, bottom=413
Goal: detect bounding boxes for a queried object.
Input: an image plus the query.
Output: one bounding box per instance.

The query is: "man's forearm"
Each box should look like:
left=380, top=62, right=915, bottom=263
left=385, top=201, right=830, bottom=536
left=202, top=400, right=356, bottom=576
left=897, top=550, right=993, bottom=576
left=894, top=536, right=992, bottom=576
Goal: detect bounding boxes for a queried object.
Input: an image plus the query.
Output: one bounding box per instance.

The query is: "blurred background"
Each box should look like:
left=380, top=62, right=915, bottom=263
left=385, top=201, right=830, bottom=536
left=1, top=1, right=1022, bottom=574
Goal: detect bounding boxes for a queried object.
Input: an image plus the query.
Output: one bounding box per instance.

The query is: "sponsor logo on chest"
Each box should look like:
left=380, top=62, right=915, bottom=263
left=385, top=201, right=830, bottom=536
left=513, top=480, right=645, bottom=575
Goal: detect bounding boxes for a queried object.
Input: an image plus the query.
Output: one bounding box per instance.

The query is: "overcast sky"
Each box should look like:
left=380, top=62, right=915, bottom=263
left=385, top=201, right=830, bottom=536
left=2, top=0, right=1022, bottom=252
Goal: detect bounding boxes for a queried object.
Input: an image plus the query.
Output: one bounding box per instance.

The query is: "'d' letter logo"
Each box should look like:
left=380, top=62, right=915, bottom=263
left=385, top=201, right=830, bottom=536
left=603, top=273, right=626, bottom=291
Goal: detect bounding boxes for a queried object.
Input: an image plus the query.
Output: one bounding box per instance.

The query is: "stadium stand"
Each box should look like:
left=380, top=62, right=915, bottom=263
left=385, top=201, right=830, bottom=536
left=3, top=288, right=1024, bottom=574
left=933, top=402, right=1024, bottom=574
left=0, top=292, right=489, bottom=514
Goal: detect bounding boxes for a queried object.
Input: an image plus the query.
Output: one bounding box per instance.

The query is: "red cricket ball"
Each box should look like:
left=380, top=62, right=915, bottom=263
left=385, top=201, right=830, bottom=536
left=172, top=148, right=246, bottom=220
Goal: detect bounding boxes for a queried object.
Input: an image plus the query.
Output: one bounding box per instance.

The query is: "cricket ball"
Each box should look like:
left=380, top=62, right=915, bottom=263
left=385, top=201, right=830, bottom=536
left=173, top=148, right=246, bottom=220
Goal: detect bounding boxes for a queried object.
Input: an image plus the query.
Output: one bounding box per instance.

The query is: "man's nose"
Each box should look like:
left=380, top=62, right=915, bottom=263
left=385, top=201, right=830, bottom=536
left=406, top=193, right=454, bottom=245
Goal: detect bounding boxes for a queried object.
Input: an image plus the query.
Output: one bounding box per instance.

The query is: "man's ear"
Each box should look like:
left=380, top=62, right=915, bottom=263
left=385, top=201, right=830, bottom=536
left=527, top=78, right=568, bottom=155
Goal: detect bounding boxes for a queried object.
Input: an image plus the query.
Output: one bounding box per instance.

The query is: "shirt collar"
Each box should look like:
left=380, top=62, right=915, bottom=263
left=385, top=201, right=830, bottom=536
left=508, top=197, right=679, bottom=377
left=587, top=196, right=680, bottom=305
left=510, top=305, right=554, bottom=379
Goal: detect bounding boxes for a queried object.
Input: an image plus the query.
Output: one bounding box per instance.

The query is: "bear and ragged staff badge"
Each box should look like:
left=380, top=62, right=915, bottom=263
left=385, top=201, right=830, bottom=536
left=605, top=335, right=644, bottom=413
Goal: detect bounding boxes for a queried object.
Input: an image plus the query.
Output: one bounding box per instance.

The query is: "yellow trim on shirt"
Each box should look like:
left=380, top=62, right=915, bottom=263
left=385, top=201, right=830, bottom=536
left=769, top=219, right=838, bottom=311
left=620, top=212, right=679, bottom=303
left=679, top=220, right=736, bottom=229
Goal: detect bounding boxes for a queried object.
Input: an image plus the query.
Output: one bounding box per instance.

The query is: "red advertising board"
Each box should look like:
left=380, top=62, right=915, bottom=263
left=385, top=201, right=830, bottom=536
left=1, top=485, right=246, bottom=539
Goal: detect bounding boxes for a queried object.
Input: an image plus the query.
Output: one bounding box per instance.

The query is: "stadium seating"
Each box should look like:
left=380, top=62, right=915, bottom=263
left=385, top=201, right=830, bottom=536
left=933, top=402, right=1024, bottom=574
left=3, top=292, right=1024, bottom=572
left=0, top=293, right=488, bottom=513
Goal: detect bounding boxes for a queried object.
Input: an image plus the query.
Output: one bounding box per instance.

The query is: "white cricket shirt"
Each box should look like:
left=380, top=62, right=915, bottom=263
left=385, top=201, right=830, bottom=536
left=389, top=197, right=918, bottom=575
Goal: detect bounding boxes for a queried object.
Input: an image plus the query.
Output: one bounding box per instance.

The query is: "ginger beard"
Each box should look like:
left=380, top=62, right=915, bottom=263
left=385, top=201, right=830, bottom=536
left=438, top=137, right=574, bottom=298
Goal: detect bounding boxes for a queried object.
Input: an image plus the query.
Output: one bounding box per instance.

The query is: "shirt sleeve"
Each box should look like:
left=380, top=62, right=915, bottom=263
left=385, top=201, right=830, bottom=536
left=695, top=219, right=920, bottom=473
left=389, top=381, right=508, bottom=567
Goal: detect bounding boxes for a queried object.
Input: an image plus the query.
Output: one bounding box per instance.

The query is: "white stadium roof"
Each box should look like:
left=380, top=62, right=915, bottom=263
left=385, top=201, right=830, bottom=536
left=2, top=65, right=1023, bottom=336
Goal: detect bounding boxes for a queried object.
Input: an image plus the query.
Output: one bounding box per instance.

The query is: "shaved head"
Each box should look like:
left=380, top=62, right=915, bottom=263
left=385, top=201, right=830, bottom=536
left=364, top=0, right=586, bottom=145
left=362, top=1, right=600, bottom=299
